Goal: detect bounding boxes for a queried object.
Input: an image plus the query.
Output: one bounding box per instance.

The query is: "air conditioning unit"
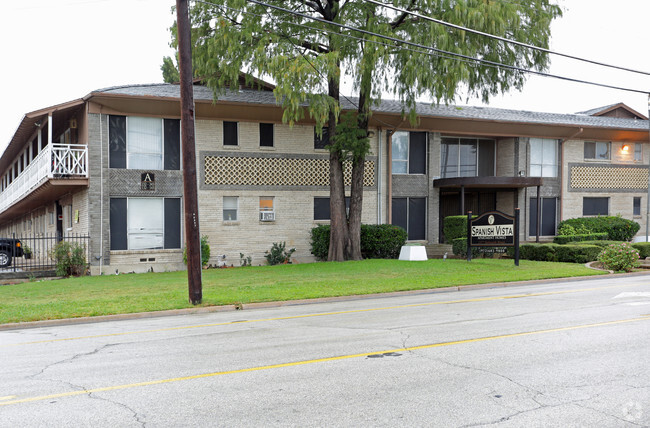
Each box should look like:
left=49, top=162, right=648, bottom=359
left=260, top=211, right=275, bottom=222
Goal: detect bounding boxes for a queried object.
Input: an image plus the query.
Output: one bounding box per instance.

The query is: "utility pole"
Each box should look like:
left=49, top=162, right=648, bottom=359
left=176, top=0, right=202, bottom=304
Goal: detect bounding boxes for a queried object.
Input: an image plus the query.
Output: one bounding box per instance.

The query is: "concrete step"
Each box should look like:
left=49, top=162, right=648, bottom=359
left=425, top=244, right=453, bottom=259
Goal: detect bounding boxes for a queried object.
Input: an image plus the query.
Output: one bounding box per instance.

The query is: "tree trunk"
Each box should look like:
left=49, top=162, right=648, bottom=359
left=346, top=57, right=372, bottom=261
left=327, top=67, right=347, bottom=262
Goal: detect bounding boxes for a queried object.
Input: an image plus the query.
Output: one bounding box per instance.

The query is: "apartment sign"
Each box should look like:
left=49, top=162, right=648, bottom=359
left=467, top=209, right=520, bottom=265
left=141, top=172, right=155, bottom=191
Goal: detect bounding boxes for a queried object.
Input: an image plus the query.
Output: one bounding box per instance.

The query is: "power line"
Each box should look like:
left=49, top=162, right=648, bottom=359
left=364, top=0, right=650, bottom=77
left=241, top=0, right=649, bottom=95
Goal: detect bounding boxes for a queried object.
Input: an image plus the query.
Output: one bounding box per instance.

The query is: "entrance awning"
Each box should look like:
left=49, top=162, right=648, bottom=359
left=433, top=176, right=543, bottom=189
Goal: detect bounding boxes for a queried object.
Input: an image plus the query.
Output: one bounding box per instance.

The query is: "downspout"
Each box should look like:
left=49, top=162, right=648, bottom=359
left=387, top=130, right=392, bottom=224
left=99, top=110, right=104, bottom=274
left=377, top=128, right=382, bottom=224
left=47, top=114, right=53, bottom=178
left=560, top=128, right=583, bottom=225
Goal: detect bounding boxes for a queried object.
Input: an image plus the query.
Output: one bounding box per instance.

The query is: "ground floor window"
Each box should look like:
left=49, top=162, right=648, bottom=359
left=634, top=197, right=642, bottom=216
left=583, top=197, right=608, bottom=216
left=110, top=197, right=181, bottom=250
left=392, top=197, right=426, bottom=240
left=529, top=197, right=557, bottom=237
left=313, top=197, right=350, bottom=220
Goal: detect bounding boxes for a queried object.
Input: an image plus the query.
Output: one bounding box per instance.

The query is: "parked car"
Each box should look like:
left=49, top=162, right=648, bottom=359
left=0, top=239, right=24, bottom=268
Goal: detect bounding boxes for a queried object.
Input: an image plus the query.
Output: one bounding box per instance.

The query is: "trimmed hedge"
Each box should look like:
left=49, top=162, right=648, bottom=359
left=443, top=215, right=469, bottom=243
left=310, top=224, right=407, bottom=261
left=557, top=216, right=640, bottom=242
left=552, top=233, right=608, bottom=244
left=513, top=243, right=601, bottom=263
left=451, top=238, right=482, bottom=258
left=573, top=240, right=623, bottom=249
left=632, top=242, right=650, bottom=259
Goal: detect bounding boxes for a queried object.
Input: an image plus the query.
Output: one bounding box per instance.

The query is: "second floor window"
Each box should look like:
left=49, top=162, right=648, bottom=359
left=109, top=115, right=180, bottom=170
left=392, top=131, right=426, bottom=174
left=584, top=141, right=610, bottom=160
left=529, top=138, right=558, bottom=177
left=441, top=137, right=494, bottom=178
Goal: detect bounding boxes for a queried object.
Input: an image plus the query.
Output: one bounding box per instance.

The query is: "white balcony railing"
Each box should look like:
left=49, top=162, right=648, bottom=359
left=0, top=144, right=88, bottom=213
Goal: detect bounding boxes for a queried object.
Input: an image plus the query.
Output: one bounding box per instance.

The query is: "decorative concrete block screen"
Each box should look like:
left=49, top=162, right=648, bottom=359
left=570, top=165, right=648, bottom=190
left=205, top=155, right=375, bottom=187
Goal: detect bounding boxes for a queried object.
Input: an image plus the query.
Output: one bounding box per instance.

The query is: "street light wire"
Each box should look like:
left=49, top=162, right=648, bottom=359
left=364, top=0, right=650, bottom=77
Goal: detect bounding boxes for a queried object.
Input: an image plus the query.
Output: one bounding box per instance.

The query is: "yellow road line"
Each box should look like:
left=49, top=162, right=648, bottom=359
left=0, top=396, right=17, bottom=401
left=2, top=315, right=648, bottom=407
left=1, top=283, right=641, bottom=348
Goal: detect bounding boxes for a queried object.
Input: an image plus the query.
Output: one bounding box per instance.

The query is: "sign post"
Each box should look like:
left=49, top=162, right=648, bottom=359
left=468, top=209, right=520, bottom=266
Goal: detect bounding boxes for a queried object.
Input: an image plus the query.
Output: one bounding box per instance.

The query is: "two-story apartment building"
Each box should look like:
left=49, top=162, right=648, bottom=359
left=0, top=82, right=647, bottom=274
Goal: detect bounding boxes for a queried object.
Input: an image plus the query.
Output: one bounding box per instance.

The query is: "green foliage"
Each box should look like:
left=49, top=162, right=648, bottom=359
left=557, top=223, right=591, bottom=235
left=161, top=56, right=180, bottom=83
left=552, top=233, right=607, bottom=245
left=451, top=238, right=483, bottom=259
left=555, top=244, right=601, bottom=264
left=443, top=216, right=470, bottom=243
left=265, top=242, right=296, bottom=266
left=359, top=224, right=408, bottom=259
left=51, top=241, right=87, bottom=277
left=183, top=235, right=211, bottom=267
left=558, top=216, right=640, bottom=242
left=310, top=224, right=407, bottom=261
left=598, top=242, right=640, bottom=272
left=516, top=243, right=600, bottom=263
left=631, top=242, right=650, bottom=259
left=573, top=240, right=623, bottom=249
left=516, top=243, right=560, bottom=262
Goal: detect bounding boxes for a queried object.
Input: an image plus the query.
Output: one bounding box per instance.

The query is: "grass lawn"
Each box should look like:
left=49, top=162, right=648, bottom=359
left=0, top=258, right=606, bottom=324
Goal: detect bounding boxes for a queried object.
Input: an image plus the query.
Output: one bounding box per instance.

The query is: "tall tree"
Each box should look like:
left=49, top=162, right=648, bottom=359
left=165, top=0, right=561, bottom=261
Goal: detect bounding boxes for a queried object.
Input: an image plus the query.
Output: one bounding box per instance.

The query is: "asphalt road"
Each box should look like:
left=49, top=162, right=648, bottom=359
left=1, top=275, right=649, bottom=427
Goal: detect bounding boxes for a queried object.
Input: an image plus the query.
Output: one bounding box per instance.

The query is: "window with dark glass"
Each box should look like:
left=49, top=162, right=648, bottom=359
left=583, top=197, right=609, bottom=216
left=391, top=197, right=426, bottom=240
left=391, top=131, right=426, bottom=174
left=314, top=127, right=329, bottom=150
left=584, top=141, right=610, bottom=160
left=529, top=197, right=557, bottom=236
left=441, top=137, right=495, bottom=178
left=634, top=197, right=641, bottom=216
left=635, top=144, right=643, bottom=162
left=223, top=121, right=238, bottom=146
left=260, top=123, right=274, bottom=147
left=313, top=196, right=350, bottom=220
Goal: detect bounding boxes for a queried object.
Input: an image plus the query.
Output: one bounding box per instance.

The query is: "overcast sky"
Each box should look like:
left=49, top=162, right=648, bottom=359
left=1, top=0, right=649, bottom=148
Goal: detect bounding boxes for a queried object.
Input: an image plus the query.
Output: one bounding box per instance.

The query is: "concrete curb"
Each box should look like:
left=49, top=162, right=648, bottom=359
left=2, top=270, right=650, bottom=331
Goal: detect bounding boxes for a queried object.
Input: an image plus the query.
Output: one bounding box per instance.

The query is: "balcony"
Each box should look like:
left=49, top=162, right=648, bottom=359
left=0, top=144, right=89, bottom=216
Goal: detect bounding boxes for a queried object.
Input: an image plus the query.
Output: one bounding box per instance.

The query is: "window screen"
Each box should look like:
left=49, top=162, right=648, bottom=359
left=260, top=123, right=274, bottom=147
left=583, top=197, right=608, bottom=216
left=128, top=117, right=163, bottom=169
left=128, top=198, right=164, bottom=250
left=223, top=121, right=238, bottom=146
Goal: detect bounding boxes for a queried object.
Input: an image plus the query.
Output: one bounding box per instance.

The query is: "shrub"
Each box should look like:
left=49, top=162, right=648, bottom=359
left=573, top=240, right=622, bottom=249
left=558, top=216, right=640, bottom=242
left=452, top=238, right=483, bottom=258
left=443, top=216, right=469, bottom=243
left=360, top=224, right=408, bottom=259
left=554, top=244, right=601, bottom=263
left=183, top=235, right=210, bottom=267
left=553, top=233, right=607, bottom=245
left=310, top=225, right=331, bottom=261
left=51, top=241, right=87, bottom=277
left=598, top=242, right=640, bottom=272
left=631, top=242, right=650, bottom=259
left=265, top=242, right=296, bottom=265
left=557, top=223, right=591, bottom=235
left=310, top=224, right=407, bottom=261
left=515, top=243, right=559, bottom=262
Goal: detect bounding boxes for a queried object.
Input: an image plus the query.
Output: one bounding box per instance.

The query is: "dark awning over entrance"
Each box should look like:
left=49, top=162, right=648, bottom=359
left=433, top=176, right=543, bottom=189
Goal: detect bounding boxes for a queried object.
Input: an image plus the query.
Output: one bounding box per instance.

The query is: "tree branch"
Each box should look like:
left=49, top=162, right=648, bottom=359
left=390, top=0, right=417, bottom=29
